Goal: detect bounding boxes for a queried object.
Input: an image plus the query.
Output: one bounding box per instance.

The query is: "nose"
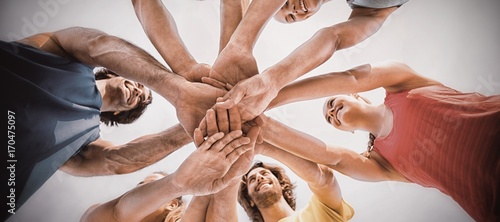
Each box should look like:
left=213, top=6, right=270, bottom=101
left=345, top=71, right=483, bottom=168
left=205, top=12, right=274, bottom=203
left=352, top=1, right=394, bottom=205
left=133, top=87, right=143, bottom=97
left=256, top=174, right=265, bottom=182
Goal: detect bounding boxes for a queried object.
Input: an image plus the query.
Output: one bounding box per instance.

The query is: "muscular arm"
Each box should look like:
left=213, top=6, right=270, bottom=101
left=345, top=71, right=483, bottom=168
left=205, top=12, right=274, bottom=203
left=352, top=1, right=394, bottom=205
left=132, top=0, right=208, bottom=82
left=261, top=116, right=406, bottom=182
left=263, top=7, right=398, bottom=90
left=61, top=124, right=191, bottom=176
left=268, top=61, right=441, bottom=109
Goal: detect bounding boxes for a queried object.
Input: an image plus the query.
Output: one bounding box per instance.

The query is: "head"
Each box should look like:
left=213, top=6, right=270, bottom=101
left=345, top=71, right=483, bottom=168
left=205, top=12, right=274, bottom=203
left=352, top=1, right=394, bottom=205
left=95, top=68, right=153, bottom=126
left=137, top=172, right=184, bottom=222
left=274, top=0, right=331, bottom=23
left=322, top=93, right=372, bottom=132
left=238, top=161, right=296, bottom=222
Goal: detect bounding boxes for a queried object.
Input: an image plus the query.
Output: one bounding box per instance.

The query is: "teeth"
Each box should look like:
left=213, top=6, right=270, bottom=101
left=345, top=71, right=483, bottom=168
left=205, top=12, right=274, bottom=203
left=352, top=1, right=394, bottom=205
left=300, top=0, right=307, bottom=12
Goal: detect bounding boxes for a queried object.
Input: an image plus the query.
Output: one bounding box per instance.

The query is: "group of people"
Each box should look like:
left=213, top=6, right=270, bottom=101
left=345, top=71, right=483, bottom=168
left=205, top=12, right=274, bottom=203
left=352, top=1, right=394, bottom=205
left=3, top=0, right=499, bottom=221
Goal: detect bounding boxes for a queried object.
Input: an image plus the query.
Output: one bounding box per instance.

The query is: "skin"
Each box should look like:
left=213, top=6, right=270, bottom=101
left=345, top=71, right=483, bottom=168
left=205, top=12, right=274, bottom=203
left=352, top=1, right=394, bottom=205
left=259, top=61, right=442, bottom=183
left=243, top=142, right=346, bottom=222
left=212, top=0, right=401, bottom=122
left=17, top=26, right=237, bottom=177
left=96, top=76, right=151, bottom=113
left=80, top=110, right=256, bottom=222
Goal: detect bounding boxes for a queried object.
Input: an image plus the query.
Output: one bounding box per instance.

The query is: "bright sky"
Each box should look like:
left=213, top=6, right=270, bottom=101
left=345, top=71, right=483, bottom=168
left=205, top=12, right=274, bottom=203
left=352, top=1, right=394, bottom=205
left=2, top=0, right=499, bottom=221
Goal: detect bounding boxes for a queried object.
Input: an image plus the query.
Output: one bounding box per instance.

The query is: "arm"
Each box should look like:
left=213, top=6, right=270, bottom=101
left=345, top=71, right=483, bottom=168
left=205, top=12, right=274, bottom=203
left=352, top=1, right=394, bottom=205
left=61, top=124, right=191, bottom=176
left=81, top=123, right=253, bottom=222
left=261, top=116, right=406, bottom=182
left=216, top=7, right=401, bottom=119
left=219, top=0, right=250, bottom=52
left=257, top=141, right=343, bottom=212
left=205, top=179, right=240, bottom=222
left=18, top=27, right=188, bottom=103
left=132, top=0, right=209, bottom=82
left=268, top=61, right=442, bottom=109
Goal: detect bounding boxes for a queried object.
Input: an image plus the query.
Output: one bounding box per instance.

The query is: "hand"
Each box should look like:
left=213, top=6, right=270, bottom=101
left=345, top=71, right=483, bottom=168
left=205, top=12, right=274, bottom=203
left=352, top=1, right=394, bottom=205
left=174, top=81, right=227, bottom=137
left=180, top=63, right=211, bottom=82
left=172, top=130, right=251, bottom=196
left=209, top=43, right=259, bottom=86
left=216, top=74, right=279, bottom=121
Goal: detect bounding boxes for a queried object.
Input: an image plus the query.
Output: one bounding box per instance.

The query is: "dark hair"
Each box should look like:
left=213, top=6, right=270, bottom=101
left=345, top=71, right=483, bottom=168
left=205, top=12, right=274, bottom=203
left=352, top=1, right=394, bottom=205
left=238, top=161, right=296, bottom=222
left=95, top=68, right=153, bottom=126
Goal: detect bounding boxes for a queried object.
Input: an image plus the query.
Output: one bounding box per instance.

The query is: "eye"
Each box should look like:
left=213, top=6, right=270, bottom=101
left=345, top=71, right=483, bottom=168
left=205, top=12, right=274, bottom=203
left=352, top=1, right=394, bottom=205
left=326, top=116, right=332, bottom=124
left=290, top=14, right=296, bottom=22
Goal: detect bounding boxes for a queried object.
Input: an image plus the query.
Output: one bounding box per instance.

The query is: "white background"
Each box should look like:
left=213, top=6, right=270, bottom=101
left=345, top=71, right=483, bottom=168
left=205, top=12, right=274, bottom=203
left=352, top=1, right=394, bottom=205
left=2, top=0, right=499, bottom=221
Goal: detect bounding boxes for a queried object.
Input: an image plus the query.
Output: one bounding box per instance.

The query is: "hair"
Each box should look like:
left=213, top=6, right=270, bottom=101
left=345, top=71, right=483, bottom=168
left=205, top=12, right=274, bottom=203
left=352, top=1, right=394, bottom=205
left=238, top=161, right=296, bottom=222
left=94, top=68, right=153, bottom=126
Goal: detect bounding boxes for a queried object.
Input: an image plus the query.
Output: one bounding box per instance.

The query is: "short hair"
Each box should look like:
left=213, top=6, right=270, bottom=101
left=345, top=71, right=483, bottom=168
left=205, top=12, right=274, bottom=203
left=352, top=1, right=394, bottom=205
left=238, top=161, right=296, bottom=222
left=94, top=68, right=153, bottom=126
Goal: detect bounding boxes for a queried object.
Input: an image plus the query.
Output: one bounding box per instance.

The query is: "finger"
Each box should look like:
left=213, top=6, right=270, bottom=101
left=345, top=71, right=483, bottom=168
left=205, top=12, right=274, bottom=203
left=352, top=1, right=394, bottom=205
left=228, top=106, right=242, bottom=131
left=253, top=115, right=265, bottom=126
left=199, top=132, right=224, bottom=151
left=198, top=116, right=208, bottom=137
left=216, top=88, right=245, bottom=109
left=210, top=130, right=243, bottom=152
left=193, top=128, right=204, bottom=148
left=201, top=77, right=227, bottom=89
left=206, top=109, right=219, bottom=136
left=215, top=106, right=230, bottom=134
left=221, top=136, right=251, bottom=158
left=245, top=125, right=261, bottom=146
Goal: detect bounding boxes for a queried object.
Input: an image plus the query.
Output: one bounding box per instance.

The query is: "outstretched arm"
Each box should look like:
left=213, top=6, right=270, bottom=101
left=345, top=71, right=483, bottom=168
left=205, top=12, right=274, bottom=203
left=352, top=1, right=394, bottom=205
left=216, top=7, right=401, bottom=120
left=268, top=61, right=441, bottom=109
left=18, top=27, right=189, bottom=105
left=260, top=115, right=407, bottom=182
left=257, top=141, right=343, bottom=213
left=132, top=0, right=210, bottom=82
left=81, top=117, right=253, bottom=222
left=61, top=124, right=191, bottom=176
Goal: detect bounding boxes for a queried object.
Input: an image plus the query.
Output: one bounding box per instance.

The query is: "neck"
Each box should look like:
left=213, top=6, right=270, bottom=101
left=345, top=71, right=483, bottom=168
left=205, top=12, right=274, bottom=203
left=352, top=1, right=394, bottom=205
left=259, top=198, right=294, bottom=222
left=96, top=80, right=110, bottom=112
left=362, top=104, right=392, bottom=138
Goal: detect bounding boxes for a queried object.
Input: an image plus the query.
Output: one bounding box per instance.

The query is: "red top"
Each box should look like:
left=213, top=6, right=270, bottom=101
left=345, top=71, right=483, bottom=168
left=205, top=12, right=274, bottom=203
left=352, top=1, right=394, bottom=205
left=373, top=85, right=500, bottom=221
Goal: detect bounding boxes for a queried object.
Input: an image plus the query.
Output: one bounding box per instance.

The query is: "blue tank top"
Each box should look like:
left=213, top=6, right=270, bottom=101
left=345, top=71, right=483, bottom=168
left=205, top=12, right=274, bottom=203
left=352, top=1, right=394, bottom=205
left=1, top=41, right=101, bottom=216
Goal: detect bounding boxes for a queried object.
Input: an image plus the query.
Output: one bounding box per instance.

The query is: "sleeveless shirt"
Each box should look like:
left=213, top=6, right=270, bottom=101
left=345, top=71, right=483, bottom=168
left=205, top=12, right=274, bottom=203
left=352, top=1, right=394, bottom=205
left=1, top=41, right=101, bottom=216
left=373, top=85, right=500, bottom=221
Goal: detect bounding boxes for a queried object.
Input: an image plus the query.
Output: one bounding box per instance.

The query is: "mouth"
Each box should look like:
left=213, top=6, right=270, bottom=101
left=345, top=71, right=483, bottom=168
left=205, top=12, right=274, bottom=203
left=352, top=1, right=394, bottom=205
left=123, top=81, right=135, bottom=104
left=299, top=0, right=308, bottom=12
left=256, top=181, right=272, bottom=191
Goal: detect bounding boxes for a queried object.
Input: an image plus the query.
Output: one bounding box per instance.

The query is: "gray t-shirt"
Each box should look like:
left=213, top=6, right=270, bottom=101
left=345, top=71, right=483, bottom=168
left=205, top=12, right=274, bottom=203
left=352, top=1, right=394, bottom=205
left=347, top=0, right=409, bottom=8
left=2, top=41, right=101, bottom=219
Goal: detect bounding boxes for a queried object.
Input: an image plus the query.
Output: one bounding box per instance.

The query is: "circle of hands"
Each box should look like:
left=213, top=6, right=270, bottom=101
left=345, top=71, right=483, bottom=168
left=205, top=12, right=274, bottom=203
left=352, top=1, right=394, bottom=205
left=170, top=43, right=273, bottom=195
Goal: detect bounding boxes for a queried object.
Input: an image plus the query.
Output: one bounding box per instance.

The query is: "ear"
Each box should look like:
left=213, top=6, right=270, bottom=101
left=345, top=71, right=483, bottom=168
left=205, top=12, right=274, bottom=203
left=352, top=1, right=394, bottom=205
left=250, top=200, right=255, bottom=207
left=113, top=111, right=121, bottom=115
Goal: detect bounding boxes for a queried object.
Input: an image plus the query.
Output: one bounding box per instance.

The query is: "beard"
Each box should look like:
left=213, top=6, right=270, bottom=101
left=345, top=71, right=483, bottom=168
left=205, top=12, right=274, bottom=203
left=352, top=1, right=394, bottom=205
left=253, top=189, right=282, bottom=208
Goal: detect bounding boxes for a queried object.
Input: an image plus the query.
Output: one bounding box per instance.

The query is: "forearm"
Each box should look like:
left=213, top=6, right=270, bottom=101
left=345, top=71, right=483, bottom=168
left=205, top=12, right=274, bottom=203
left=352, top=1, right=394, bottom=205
left=206, top=179, right=240, bottom=222
left=219, top=0, right=250, bottom=52
left=181, top=195, right=211, bottom=222
left=261, top=117, right=341, bottom=166
left=259, top=142, right=323, bottom=183
left=132, top=0, right=197, bottom=75
left=63, top=124, right=191, bottom=176
left=267, top=64, right=372, bottom=109
left=227, top=0, right=285, bottom=50
left=113, top=174, right=186, bottom=222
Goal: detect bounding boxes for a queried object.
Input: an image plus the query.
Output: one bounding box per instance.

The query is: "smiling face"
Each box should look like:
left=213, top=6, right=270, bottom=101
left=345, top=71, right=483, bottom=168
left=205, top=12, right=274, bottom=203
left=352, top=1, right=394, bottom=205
left=246, top=167, right=283, bottom=208
left=99, top=76, right=151, bottom=113
left=323, top=94, right=370, bottom=132
left=274, top=0, right=330, bottom=23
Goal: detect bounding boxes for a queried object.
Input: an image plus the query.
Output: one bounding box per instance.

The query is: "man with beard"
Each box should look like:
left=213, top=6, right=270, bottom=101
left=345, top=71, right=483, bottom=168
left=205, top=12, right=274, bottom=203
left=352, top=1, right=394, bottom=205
left=237, top=140, right=354, bottom=222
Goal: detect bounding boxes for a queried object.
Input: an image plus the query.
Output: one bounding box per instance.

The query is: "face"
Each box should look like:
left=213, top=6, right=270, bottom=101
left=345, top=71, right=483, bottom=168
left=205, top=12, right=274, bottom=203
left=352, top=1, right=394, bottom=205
left=274, top=0, right=329, bottom=23
left=246, top=167, right=282, bottom=208
left=100, top=77, right=151, bottom=113
left=323, top=94, right=369, bottom=131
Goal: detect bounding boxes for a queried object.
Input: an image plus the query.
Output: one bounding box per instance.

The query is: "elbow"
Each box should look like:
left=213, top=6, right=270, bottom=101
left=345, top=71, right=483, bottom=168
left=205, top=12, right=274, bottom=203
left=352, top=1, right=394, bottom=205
left=311, top=165, right=337, bottom=188
left=314, top=28, right=340, bottom=59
